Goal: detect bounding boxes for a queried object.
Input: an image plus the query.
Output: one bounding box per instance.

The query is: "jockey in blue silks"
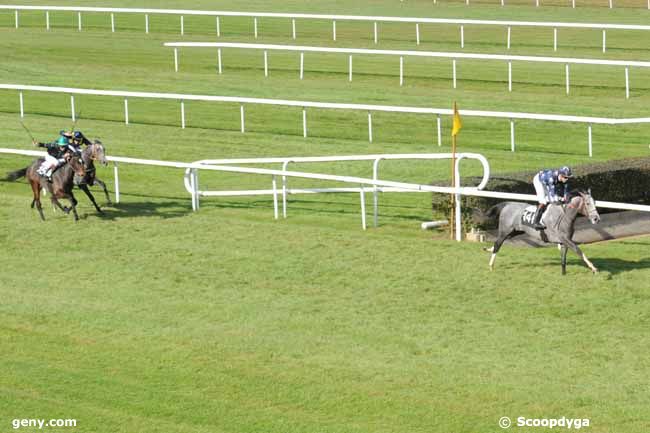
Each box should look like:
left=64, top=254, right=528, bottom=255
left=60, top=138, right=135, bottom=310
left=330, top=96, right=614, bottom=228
left=531, top=166, right=573, bottom=230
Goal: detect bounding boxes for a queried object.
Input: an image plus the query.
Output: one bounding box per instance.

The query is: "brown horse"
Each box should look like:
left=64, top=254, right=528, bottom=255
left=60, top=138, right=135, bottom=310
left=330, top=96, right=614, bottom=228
left=6, top=152, right=86, bottom=221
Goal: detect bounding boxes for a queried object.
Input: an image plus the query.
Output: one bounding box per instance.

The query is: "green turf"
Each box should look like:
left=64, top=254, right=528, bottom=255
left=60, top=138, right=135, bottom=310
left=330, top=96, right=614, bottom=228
left=1, top=1, right=650, bottom=433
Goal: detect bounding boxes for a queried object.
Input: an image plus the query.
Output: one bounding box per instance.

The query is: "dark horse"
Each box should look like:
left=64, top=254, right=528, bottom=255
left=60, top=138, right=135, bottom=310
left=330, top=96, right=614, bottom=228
left=78, top=140, right=111, bottom=213
left=6, top=153, right=86, bottom=221
left=484, top=190, right=601, bottom=274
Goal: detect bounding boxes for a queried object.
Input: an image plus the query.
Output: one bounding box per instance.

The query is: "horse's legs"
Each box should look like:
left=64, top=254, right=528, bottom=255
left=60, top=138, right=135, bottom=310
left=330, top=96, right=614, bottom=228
left=560, top=244, right=568, bottom=275
left=67, top=193, right=80, bottom=221
left=93, top=177, right=112, bottom=205
left=487, top=231, right=513, bottom=270
left=563, top=238, right=598, bottom=273
left=79, top=184, right=102, bottom=213
left=30, top=179, right=45, bottom=221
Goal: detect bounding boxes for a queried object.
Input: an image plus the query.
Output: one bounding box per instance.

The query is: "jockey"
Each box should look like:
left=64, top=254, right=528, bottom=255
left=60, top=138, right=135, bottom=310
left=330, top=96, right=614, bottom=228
left=34, top=135, right=77, bottom=181
left=531, top=166, right=573, bottom=230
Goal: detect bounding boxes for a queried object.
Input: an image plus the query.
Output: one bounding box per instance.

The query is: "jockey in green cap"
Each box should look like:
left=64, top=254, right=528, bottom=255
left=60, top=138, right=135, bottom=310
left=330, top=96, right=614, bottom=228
left=34, top=135, right=77, bottom=182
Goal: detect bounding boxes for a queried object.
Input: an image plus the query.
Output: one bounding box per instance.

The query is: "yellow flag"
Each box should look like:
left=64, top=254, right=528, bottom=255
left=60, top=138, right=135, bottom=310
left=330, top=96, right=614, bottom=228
left=451, top=102, right=462, bottom=137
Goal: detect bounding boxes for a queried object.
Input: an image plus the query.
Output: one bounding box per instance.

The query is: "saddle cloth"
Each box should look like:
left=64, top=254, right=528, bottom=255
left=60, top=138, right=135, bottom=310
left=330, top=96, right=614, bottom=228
left=521, top=205, right=548, bottom=227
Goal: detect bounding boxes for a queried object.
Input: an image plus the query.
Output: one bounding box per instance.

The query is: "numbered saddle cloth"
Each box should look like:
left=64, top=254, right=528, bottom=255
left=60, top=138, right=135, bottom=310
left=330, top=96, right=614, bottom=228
left=521, top=205, right=547, bottom=227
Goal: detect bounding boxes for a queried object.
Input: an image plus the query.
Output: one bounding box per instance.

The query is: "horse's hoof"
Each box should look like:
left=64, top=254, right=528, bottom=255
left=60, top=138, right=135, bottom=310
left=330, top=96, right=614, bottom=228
left=592, top=268, right=599, bottom=274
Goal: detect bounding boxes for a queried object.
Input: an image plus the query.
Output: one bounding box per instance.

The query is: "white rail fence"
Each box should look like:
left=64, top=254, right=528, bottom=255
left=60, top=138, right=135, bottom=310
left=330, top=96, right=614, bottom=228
left=3, top=148, right=650, bottom=241
left=2, top=6, right=650, bottom=51
left=3, top=83, right=650, bottom=157
left=408, top=0, right=649, bottom=9
left=181, top=154, right=491, bottom=230
left=166, top=42, right=650, bottom=98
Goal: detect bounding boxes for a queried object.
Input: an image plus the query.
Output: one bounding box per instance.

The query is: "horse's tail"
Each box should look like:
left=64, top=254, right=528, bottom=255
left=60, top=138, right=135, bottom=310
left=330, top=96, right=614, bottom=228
left=473, top=202, right=509, bottom=224
left=5, top=167, right=28, bottom=181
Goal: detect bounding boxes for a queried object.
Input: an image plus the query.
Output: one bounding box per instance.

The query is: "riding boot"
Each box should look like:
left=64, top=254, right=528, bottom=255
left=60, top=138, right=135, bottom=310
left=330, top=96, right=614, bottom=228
left=532, top=204, right=546, bottom=230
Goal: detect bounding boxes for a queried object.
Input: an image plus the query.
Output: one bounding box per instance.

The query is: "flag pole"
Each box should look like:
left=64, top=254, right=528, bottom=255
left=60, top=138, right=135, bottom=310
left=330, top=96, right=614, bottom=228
left=449, top=102, right=458, bottom=239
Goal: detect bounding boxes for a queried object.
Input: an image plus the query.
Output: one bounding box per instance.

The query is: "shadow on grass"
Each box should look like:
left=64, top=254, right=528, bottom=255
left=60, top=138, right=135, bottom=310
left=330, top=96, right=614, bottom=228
left=590, top=256, right=650, bottom=276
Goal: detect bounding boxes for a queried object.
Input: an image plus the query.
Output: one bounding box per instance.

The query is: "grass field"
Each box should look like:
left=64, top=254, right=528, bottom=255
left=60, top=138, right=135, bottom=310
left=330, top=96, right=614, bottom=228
left=1, top=1, right=650, bottom=433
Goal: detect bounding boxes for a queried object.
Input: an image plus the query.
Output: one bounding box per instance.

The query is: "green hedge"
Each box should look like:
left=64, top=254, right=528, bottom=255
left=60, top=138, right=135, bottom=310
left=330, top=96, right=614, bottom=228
left=432, top=156, right=650, bottom=226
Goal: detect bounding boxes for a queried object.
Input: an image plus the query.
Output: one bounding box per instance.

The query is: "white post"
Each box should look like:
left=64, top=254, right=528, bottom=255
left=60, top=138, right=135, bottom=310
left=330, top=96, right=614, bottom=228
left=272, top=176, right=279, bottom=220
left=77, top=12, right=82, bottom=31
left=565, top=63, right=570, bottom=95
left=19, top=92, right=24, bottom=118
left=174, top=48, right=178, bottom=72
left=588, top=124, right=593, bottom=157
left=348, top=55, right=353, bottom=82
left=436, top=114, right=442, bottom=146
left=111, top=13, right=115, bottom=33
left=501, top=0, right=505, bottom=5
left=113, top=162, right=120, bottom=204
left=360, top=186, right=367, bottom=230
left=609, top=0, right=613, bottom=7
left=507, top=26, right=511, bottom=49
left=454, top=162, right=462, bottom=242
left=372, top=158, right=380, bottom=227
left=180, top=15, right=184, bottom=35
left=553, top=28, right=557, bottom=51
left=399, top=56, right=404, bottom=86
left=282, top=161, right=289, bottom=218
left=300, top=52, right=304, bottom=80
left=625, top=66, right=630, bottom=99
left=254, top=17, right=258, bottom=39
left=15, top=10, right=18, bottom=29
left=180, top=101, right=185, bottom=129
left=332, top=20, right=337, bottom=41
left=460, top=25, right=465, bottom=48
left=572, top=0, right=576, bottom=8
left=416, top=23, right=420, bottom=45
left=602, top=29, right=606, bottom=53
left=145, top=14, right=149, bottom=34
left=192, top=168, right=201, bottom=210
left=508, top=61, right=512, bottom=92
left=510, top=119, right=515, bottom=152
left=190, top=168, right=197, bottom=211
left=70, top=95, right=76, bottom=122
left=292, top=18, right=296, bottom=40
left=302, top=108, right=307, bottom=138
left=374, top=22, right=378, bottom=44
left=368, top=112, right=373, bottom=143
left=240, top=105, right=245, bottom=133
left=217, top=48, right=222, bottom=74
left=124, top=98, right=129, bottom=124
left=46, top=11, right=50, bottom=31
left=216, top=16, right=220, bottom=37
left=264, top=50, right=268, bottom=77
left=452, top=59, right=457, bottom=89
left=536, top=0, right=540, bottom=6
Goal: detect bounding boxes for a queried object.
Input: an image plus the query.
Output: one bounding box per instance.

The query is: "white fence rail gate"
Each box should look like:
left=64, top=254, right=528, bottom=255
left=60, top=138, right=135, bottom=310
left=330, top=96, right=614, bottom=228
left=3, top=5, right=650, bottom=51
left=166, top=42, right=650, bottom=98
left=3, top=83, right=650, bottom=157
left=3, top=148, right=650, bottom=241
left=181, top=153, right=491, bottom=230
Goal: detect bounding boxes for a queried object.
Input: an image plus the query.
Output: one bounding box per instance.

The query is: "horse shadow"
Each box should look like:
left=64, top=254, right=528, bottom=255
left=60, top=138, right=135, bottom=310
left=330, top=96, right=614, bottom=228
left=83, top=199, right=190, bottom=220
left=589, top=256, right=650, bottom=276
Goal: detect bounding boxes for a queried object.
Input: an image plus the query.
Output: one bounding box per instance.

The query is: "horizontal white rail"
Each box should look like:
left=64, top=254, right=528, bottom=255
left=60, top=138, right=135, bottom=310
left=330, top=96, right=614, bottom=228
left=3, top=5, right=650, bottom=51
left=167, top=42, right=650, bottom=68
left=168, top=42, right=650, bottom=97
left=4, top=147, right=650, bottom=242
left=2, top=5, right=649, bottom=29
left=4, top=83, right=650, bottom=158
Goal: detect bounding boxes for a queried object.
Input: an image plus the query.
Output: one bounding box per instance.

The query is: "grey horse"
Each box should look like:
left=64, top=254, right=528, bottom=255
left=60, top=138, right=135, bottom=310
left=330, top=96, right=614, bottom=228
left=484, top=190, right=601, bottom=274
